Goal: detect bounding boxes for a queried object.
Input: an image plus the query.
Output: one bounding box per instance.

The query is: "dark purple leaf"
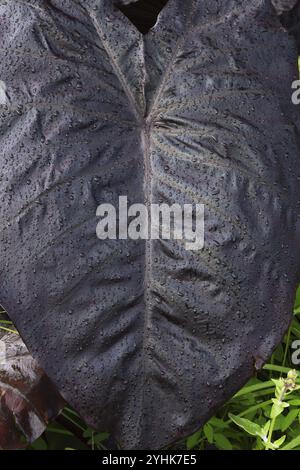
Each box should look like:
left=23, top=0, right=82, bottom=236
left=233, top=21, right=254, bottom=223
left=0, top=333, right=65, bottom=450
left=0, top=0, right=299, bottom=449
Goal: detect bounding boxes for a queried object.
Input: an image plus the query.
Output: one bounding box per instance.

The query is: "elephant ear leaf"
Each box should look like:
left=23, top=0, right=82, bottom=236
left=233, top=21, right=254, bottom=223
left=0, top=0, right=299, bottom=451
left=0, top=333, right=65, bottom=450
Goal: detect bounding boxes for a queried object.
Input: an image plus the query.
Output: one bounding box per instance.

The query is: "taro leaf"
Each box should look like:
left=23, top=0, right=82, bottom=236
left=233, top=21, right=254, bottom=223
left=0, top=0, right=299, bottom=450
left=0, top=333, right=65, bottom=450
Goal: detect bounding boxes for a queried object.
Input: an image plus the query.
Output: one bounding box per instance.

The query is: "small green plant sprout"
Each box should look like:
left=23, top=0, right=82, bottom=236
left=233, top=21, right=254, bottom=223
left=230, top=370, right=300, bottom=450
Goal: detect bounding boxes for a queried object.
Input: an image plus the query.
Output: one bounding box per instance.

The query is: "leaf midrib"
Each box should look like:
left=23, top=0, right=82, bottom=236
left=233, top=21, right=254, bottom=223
left=87, top=1, right=197, bottom=439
